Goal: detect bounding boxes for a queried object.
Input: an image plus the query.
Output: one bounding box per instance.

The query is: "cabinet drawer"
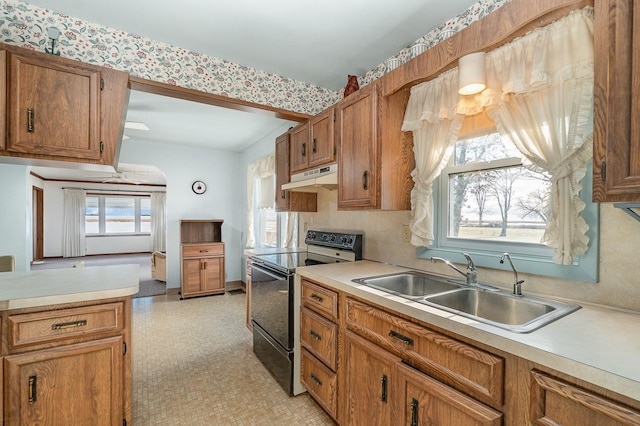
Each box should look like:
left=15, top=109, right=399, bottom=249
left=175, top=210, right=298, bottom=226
left=530, top=370, right=640, bottom=425
left=301, top=347, right=337, bottom=420
left=345, top=297, right=504, bottom=409
left=182, top=243, right=224, bottom=258
left=301, top=279, right=338, bottom=322
left=8, top=302, right=124, bottom=349
left=300, top=307, right=337, bottom=371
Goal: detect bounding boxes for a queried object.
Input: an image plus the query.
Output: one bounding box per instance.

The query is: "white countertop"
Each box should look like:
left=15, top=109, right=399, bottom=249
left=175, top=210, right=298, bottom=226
left=0, top=264, right=140, bottom=310
left=296, top=260, right=640, bottom=401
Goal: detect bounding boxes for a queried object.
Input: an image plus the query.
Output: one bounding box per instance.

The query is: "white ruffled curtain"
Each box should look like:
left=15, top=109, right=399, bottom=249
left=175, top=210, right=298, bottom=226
left=62, top=188, right=86, bottom=258
left=246, top=154, right=275, bottom=248
left=402, top=7, right=594, bottom=264
left=150, top=192, right=166, bottom=252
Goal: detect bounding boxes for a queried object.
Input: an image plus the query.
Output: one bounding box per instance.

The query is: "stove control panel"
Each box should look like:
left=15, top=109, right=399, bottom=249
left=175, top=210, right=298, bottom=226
left=305, top=230, right=363, bottom=259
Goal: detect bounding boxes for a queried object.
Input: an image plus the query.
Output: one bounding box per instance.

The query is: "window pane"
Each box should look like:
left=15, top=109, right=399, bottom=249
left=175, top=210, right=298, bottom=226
left=140, top=197, right=151, bottom=233
left=85, top=196, right=99, bottom=234
left=260, top=209, right=278, bottom=247
left=454, top=133, right=520, bottom=166
left=448, top=166, right=550, bottom=243
left=105, top=197, right=135, bottom=233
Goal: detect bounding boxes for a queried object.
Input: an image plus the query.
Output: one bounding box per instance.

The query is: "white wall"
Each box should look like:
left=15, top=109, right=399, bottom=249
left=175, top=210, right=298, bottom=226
left=0, top=164, right=31, bottom=271
left=119, top=138, right=245, bottom=290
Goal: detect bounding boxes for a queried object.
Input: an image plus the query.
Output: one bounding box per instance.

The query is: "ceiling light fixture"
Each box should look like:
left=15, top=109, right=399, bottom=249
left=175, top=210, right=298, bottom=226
left=458, top=52, right=486, bottom=96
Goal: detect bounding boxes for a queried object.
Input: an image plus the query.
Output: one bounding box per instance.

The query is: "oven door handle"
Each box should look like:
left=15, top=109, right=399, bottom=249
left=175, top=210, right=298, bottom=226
left=251, top=263, right=288, bottom=281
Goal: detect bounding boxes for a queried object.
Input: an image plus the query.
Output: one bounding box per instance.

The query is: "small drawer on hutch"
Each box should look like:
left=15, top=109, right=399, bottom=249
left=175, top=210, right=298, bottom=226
left=301, top=347, right=337, bottom=420
left=8, top=302, right=124, bottom=349
left=182, top=243, right=224, bottom=258
left=345, top=297, right=504, bottom=409
left=300, top=307, right=338, bottom=371
left=301, top=279, right=338, bottom=322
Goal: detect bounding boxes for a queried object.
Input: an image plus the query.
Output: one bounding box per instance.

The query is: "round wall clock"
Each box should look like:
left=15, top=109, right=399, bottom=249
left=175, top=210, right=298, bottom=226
left=191, top=180, right=207, bottom=194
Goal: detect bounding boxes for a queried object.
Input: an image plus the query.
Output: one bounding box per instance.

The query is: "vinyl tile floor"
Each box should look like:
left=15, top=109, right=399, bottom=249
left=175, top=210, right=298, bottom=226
left=132, top=292, right=335, bottom=425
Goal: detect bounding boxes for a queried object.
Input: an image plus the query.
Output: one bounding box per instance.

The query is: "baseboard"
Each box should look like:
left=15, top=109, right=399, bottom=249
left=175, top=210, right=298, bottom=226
left=225, top=280, right=244, bottom=292
left=166, top=287, right=181, bottom=295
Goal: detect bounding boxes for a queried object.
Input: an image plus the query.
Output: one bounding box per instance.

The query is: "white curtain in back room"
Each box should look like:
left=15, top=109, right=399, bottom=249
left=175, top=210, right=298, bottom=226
left=62, top=188, right=86, bottom=258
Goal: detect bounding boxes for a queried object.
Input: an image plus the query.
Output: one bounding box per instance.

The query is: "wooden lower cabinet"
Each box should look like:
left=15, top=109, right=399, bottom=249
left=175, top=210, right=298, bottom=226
left=343, top=331, right=400, bottom=425
left=4, top=337, right=123, bottom=425
left=396, top=362, right=502, bottom=426
left=1, top=297, right=131, bottom=425
left=181, top=243, right=225, bottom=299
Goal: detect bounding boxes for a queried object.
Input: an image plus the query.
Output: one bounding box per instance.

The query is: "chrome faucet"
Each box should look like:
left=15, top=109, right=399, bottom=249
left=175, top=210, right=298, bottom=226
left=431, top=252, right=477, bottom=285
left=500, top=252, right=524, bottom=296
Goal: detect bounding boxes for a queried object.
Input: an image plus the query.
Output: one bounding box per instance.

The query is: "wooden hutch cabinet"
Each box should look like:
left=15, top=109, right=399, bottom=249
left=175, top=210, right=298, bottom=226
left=180, top=220, right=225, bottom=299
left=0, top=42, right=128, bottom=167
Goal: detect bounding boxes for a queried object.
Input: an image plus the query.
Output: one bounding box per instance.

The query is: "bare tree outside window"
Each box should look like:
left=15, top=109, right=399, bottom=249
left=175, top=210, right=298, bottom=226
left=445, top=133, right=550, bottom=244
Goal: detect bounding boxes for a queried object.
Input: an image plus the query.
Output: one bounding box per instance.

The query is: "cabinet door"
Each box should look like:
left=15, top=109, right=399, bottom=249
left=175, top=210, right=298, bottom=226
left=309, top=107, right=335, bottom=167
left=203, top=256, right=224, bottom=293
left=593, top=0, right=640, bottom=201
left=336, top=82, right=379, bottom=209
left=4, top=336, right=123, bottom=426
left=396, top=362, right=502, bottom=426
left=343, top=331, right=399, bottom=426
left=290, top=122, right=309, bottom=174
left=275, top=132, right=291, bottom=211
left=7, top=52, right=102, bottom=161
left=182, top=258, right=203, bottom=297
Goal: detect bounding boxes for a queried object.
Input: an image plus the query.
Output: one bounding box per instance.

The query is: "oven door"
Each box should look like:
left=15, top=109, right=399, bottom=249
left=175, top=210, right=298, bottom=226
left=250, top=262, right=294, bottom=350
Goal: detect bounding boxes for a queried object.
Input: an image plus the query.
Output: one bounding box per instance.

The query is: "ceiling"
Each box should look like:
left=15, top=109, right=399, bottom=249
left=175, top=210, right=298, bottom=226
left=23, top=0, right=479, bottom=184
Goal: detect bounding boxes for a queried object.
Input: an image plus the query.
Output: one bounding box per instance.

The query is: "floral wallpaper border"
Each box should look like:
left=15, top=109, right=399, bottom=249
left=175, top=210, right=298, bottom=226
left=0, top=0, right=509, bottom=116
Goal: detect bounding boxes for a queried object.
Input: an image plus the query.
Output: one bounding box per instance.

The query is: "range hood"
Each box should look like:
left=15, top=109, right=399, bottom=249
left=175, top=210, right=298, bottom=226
left=281, top=163, right=337, bottom=192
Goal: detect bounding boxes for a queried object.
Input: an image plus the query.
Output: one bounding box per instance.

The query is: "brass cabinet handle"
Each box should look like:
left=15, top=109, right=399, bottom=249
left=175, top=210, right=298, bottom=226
left=302, top=142, right=306, bottom=157
left=309, top=373, right=322, bottom=386
left=389, top=330, right=413, bottom=346
left=52, top=319, right=87, bottom=330
left=312, top=138, right=317, bottom=153
left=362, top=170, right=369, bottom=190
left=309, top=330, right=322, bottom=341
left=27, top=108, right=35, bottom=132
left=310, top=293, right=323, bottom=303
left=381, top=374, right=388, bottom=402
left=199, top=250, right=209, bottom=253
left=28, top=376, right=37, bottom=403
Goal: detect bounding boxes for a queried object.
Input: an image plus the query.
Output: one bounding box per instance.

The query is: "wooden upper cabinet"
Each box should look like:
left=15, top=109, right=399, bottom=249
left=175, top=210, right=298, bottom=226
left=336, top=82, right=381, bottom=209
left=593, top=0, right=640, bottom=201
left=290, top=122, right=309, bottom=174
left=275, top=131, right=317, bottom=212
left=0, top=42, right=128, bottom=167
left=335, top=82, right=413, bottom=210
left=308, top=107, right=335, bottom=168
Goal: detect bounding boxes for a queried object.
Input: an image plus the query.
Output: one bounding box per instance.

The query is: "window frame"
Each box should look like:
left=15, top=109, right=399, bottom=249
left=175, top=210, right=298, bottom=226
left=85, top=194, right=151, bottom=237
left=418, top=146, right=599, bottom=283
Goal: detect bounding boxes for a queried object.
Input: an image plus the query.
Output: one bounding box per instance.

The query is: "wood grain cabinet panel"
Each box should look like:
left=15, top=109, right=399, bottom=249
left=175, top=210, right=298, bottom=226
left=300, top=348, right=338, bottom=420
left=4, top=336, right=124, bottom=426
left=300, top=307, right=337, bottom=371
left=593, top=0, right=640, bottom=201
left=7, top=302, right=123, bottom=349
left=308, top=107, right=335, bottom=168
left=289, top=122, right=310, bottom=174
left=0, top=42, right=128, bottom=167
left=345, top=297, right=504, bottom=409
left=397, top=362, right=502, bottom=426
left=274, top=131, right=317, bottom=212
left=529, top=370, right=640, bottom=425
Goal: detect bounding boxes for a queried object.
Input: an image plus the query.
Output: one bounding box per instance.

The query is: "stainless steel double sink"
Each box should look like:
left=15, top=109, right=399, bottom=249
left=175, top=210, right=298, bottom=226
left=352, top=271, right=580, bottom=333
